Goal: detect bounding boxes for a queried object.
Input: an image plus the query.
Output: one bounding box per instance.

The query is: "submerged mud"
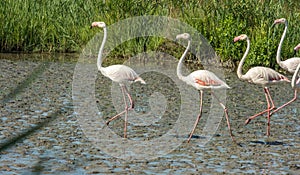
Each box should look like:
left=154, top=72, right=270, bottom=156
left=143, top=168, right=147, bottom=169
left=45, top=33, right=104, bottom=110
left=0, top=54, right=299, bottom=174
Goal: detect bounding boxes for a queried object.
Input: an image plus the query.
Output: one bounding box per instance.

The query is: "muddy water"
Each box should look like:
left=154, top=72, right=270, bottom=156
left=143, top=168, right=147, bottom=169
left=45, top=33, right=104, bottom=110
left=0, top=53, right=299, bottom=174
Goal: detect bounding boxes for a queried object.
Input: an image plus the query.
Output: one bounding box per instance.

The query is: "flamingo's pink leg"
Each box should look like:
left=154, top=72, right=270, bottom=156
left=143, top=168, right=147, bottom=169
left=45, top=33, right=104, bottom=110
left=270, top=89, right=297, bottom=116
left=212, top=92, right=235, bottom=142
left=245, top=87, right=275, bottom=125
left=187, top=90, right=203, bottom=143
left=265, top=87, right=272, bottom=136
left=105, top=85, right=134, bottom=138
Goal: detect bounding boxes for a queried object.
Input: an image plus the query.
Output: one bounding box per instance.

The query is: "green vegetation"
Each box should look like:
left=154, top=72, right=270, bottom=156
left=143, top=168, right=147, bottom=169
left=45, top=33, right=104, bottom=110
left=1, top=0, right=300, bottom=68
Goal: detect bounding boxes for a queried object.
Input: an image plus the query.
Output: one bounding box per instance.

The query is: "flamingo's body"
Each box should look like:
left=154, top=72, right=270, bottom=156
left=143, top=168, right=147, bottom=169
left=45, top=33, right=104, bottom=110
left=91, top=22, right=146, bottom=138
left=277, top=57, right=300, bottom=73
left=181, top=70, right=230, bottom=90
left=176, top=33, right=234, bottom=142
left=234, top=34, right=290, bottom=136
left=239, top=66, right=288, bottom=85
left=99, top=65, right=145, bottom=85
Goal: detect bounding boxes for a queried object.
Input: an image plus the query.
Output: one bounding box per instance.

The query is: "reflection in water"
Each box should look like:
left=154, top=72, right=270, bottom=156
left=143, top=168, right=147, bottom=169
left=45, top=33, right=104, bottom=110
left=0, top=54, right=299, bottom=174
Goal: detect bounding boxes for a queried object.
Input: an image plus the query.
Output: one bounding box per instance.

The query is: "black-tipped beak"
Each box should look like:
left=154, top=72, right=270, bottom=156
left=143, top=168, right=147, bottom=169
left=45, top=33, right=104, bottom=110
left=294, top=50, right=297, bottom=56
left=90, top=26, right=93, bottom=29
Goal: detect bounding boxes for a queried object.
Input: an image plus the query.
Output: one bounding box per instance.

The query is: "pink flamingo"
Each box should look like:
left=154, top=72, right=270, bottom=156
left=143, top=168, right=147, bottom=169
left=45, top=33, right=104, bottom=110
left=233, top=34, right=290, bottom=136
left=272, top=18, right=300, bottom=73
left=271, top=45, right=300, bottom=115
left=269, top=18, right=300, bottom=114
left=176, top=33, right=234, bottom=142
left=91, top=22, right=146, bottom=138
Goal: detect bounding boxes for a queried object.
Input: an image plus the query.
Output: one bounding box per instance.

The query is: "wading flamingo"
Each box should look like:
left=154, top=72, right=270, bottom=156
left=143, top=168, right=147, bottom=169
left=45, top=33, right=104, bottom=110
left=91, top=22, right=146, bottom=138
left=271, top=45, right=300, bottom=115
left=176, top=33, right=234, bottom=142
left=233, top=34, right=290, bottom=136
left=269, top=18, right=300, bottom=115
left=272, top=18, right=300, bottom=73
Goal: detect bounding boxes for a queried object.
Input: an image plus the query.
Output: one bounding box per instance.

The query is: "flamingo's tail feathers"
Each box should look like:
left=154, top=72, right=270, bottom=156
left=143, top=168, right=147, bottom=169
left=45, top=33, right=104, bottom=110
left=281, top=76, right=291, bottom=83
left=135, top=77, right=146, bottom=84
left=221, top=82, right=230, bottom=89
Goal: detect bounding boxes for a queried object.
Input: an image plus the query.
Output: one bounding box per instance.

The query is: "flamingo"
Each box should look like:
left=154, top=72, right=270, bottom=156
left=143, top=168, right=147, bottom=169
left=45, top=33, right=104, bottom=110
left=233, top=34, right=290, bottom=136
left=272, top=18, right=300, bottom=73
left=91, top=22, right=146, bottom=138
left=268, top=18, right=300, bottom=115
left=175, top=33, right=235, bottom=142
left=271, top=46, right=300, bottom=115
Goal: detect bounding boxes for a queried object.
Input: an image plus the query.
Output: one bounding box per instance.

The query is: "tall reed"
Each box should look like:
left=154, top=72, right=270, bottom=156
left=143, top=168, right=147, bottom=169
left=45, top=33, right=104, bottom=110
left=1, top=0, right=300, bottom=68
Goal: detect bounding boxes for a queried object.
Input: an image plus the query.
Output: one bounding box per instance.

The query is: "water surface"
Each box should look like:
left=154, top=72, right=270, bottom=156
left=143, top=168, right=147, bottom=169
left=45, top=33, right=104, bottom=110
left=0, top=53, right=299, bottom=174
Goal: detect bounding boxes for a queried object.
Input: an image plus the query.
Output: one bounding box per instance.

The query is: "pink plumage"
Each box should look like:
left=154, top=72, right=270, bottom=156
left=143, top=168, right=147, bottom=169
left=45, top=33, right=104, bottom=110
left=272, top=18, right=300, bottom=73
left=234, top=34, right=290, bottom=136
left=176, top=33, right=234, bottom=142
left=91, top=21, right=145, bottom=138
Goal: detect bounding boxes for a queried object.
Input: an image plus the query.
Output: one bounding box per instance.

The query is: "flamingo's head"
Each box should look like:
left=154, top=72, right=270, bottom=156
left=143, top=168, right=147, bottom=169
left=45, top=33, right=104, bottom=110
left=176, top=33, right=191, bottom=40
left=294, top=43, right=300, bottom=56
left=233, top=34, right=248, bottom=42
left=294, top=43, right=300, bottom=52
left=272, top=18, right=287, bottom=26
left=90, top=22, right=106, bottom=29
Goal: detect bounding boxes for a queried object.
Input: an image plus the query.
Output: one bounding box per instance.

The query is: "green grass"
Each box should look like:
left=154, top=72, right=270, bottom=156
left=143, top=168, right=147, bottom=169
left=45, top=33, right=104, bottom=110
left=1, top=0, right=300, bottom=68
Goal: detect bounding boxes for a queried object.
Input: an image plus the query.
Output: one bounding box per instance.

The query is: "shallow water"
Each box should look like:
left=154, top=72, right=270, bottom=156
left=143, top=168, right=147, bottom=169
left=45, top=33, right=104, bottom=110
left=0, top=53, right=299, bottom=174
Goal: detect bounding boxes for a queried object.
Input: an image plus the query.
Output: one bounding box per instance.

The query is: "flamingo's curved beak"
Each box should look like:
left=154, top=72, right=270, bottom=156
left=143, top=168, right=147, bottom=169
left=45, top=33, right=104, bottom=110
left=233, top=36, right=240, bottom=43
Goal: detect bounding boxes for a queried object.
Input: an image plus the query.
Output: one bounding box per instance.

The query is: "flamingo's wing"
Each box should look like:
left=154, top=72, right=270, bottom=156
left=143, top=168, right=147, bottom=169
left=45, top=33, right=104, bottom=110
left=245, top=67, right=289, bottom=85
left=190, top=70, right=230, bottom=89
left=101, top=65, right=139, bottom=83
left=281, top=57, right=300, bottom=73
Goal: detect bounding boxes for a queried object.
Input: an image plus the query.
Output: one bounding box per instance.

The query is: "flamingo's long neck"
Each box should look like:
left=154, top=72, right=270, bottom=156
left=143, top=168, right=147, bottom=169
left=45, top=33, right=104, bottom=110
left=177, top=39, right=191, bottom=81
left=237, top=37, right=250, bottom=80
left=97, top=27, right=107, bottom=70
left=276, top=20, right=288, bottom=67
left=291, top=63, right=300, bottom=89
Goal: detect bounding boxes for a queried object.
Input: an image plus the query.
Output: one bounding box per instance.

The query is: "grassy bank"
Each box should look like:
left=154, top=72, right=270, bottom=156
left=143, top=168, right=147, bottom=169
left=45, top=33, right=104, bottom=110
left=1, top=0, right=300, bottom=68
